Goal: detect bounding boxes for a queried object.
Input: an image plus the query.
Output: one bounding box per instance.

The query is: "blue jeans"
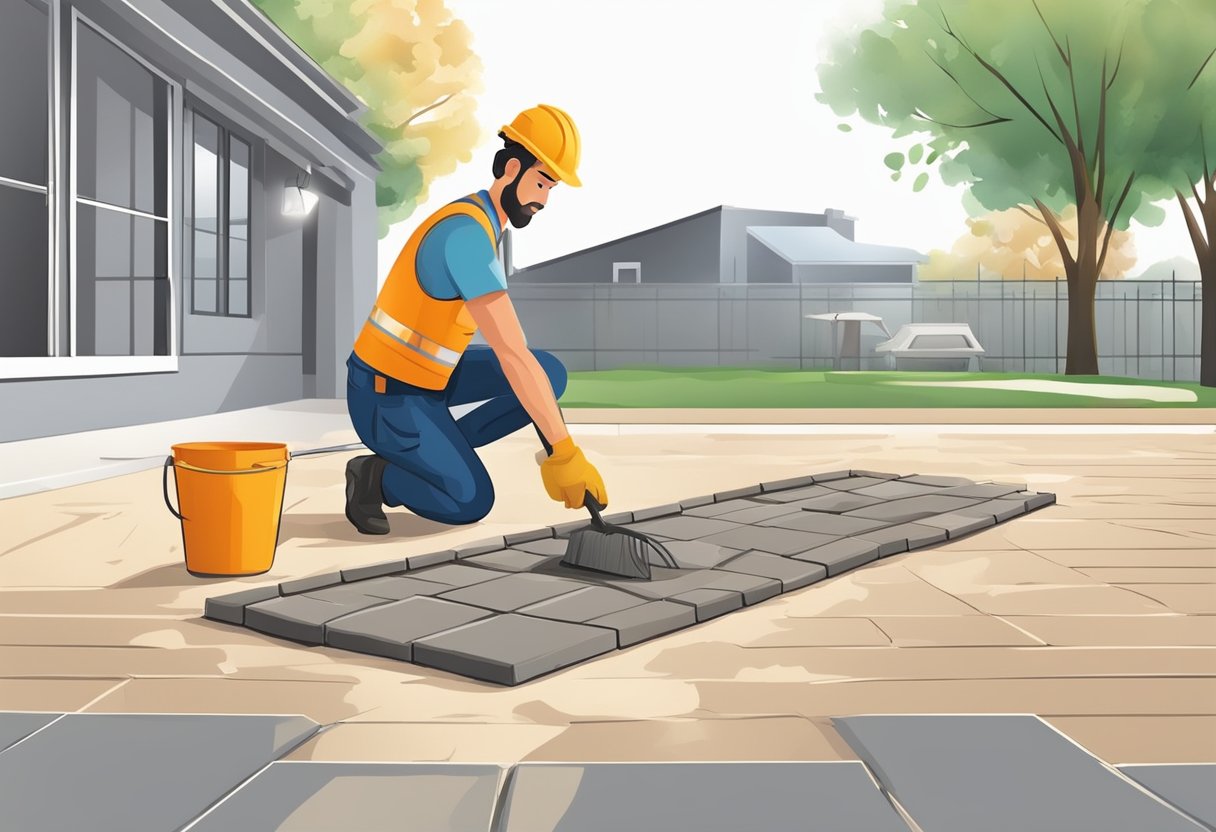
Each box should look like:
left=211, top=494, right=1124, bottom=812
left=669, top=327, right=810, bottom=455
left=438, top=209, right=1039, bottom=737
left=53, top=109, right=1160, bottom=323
left=346, top=347, right=568, bottom=525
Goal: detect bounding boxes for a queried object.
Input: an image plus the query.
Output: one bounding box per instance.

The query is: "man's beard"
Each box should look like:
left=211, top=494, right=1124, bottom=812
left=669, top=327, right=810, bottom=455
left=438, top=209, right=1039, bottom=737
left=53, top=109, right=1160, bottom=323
left=502, top=170, right=544, bottom=228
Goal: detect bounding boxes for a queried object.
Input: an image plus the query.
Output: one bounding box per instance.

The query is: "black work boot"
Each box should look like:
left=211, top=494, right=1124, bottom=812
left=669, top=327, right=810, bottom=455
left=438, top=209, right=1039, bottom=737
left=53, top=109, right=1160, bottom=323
left=345, top=455, right=390, bottom=535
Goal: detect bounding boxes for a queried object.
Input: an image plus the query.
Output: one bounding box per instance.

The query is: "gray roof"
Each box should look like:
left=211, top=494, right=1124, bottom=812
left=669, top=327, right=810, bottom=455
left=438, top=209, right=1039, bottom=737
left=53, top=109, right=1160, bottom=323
left=749, top=226, right=926, bottom=265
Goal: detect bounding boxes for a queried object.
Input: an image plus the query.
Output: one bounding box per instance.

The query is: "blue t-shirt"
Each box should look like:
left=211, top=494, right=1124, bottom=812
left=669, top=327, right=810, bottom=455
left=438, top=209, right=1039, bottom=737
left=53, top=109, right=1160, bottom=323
left=416, top=191, right=507, bottom=301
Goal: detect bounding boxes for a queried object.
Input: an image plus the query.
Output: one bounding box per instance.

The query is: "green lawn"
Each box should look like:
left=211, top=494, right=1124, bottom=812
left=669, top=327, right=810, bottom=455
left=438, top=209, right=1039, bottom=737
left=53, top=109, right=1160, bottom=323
left=560, top=368, right=1216, bottom=408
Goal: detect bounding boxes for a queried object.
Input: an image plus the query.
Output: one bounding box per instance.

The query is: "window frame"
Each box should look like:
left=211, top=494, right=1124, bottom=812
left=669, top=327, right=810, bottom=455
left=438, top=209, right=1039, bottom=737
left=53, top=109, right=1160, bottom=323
left=188, top=111, right=253, bottom=319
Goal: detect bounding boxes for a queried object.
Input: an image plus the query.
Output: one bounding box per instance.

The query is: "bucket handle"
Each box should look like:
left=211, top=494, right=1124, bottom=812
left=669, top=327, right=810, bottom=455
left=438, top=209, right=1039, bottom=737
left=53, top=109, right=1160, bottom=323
left=162, top=455, right=290, bottom=522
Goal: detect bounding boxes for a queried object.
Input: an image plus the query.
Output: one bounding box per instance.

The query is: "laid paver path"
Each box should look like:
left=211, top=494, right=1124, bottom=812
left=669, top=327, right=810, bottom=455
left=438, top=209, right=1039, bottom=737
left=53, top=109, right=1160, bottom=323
left=207, top=470, right=1055, bottom=685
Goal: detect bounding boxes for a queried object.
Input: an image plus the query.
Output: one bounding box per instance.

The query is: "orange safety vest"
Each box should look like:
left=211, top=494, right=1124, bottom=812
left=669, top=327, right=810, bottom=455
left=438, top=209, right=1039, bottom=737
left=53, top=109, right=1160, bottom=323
left=353, top=195, right=500, bottom=390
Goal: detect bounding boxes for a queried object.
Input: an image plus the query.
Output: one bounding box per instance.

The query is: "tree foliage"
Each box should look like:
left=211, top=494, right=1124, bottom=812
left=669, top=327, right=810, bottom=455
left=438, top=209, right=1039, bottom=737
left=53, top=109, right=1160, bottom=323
left=252, top=0, right=484, bottom=236
left=816, top=0, right=1211, bottom=373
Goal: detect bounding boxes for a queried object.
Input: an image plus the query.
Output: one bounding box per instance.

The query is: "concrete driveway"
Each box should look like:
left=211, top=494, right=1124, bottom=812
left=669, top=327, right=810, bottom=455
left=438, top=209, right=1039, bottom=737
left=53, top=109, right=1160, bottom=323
left=1, top=416, right=1212, bottom=766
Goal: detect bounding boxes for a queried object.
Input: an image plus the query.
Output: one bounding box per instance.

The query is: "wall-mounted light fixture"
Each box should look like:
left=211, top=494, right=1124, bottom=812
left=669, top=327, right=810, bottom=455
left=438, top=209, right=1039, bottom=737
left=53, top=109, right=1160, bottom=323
left=283, top=164, right=319, bottom=217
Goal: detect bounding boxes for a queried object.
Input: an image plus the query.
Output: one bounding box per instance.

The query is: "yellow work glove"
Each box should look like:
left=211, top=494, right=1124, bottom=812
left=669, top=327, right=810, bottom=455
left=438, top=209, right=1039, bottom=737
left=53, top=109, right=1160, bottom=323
left=538, top=437, right=608, bottom=509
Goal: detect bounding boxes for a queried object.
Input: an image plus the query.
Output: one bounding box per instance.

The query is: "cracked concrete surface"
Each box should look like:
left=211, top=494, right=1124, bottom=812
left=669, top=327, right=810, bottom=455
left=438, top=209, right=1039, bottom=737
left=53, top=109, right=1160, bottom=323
left=0, top=422, right=1213, bottom=765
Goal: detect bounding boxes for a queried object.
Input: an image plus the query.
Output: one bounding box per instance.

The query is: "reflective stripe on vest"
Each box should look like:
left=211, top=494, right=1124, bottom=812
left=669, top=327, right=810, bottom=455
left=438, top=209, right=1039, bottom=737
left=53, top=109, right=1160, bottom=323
left=366, top=306, right=461, bottom=367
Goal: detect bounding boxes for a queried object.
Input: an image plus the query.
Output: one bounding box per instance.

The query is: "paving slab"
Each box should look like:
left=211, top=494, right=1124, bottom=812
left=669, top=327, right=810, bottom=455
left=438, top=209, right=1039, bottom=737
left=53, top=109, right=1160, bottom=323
left=518, top=586, right=649, bottom=623
left=699, top=524, right=838, bottom=555
left=790, top=491, right=885, bottom=513
left=0, top=712, right=60, bottom=753
left=405, top=563, right=504, bottom=588
left=760, top=510, right=886, bottom=535
left=438, top=573, right=587, bottom=613
left=278, top=571, right=343, bottom=595
left=1119, top=765, right=1216, bottom=826
left=203, top=585, right=281, bottom=625
left=684, top=497, right=770, bottom=517
left=628, top=515, right=744, bottom=540
left=629, top=502, right=684, bottom=521
left=655, top=539, right=744, bottom=569
left=403, top=549, right=458, bottom=570
left=668, top=588, right=744, bottom=621
left=607, top=568, right=782, bottom=606
left=791, top=538, right=882, bottom=576
left=503, top=528, right=554, bottom=546
left=0, top=713, right=317, bottom=832
left=759, top=473, right=820, bottom=492
left=340, top=558, right=410, bottom=582
left=850, top=480, right=949, bottom=500
left=326, top=575, right=450, bottom=601
left=244, top=593, right=393, bottom=644
left=752, top=484, right=838, bottom=503
left=713, top=484, right=764, bottom=501
left=897, top=474, right=977, bottom=487
left=855, top=523, right=948, bottom=557
left=845, top=494, right=985, bottom=524
left=586, top=600, right=697, bottom=647
left=466, top=548, right=555, bottom=572
left=497, top=761, right=911, bottom=832
left=185, top=761, right=503, bottom=832
left=835, top=715, right=1205, bottom=832
left=718, top=551, right=829, bottom=591
left=937, top=482, right=1028, bottom=499
left=509, top=537, right=573, bottom=556
left=820, top=475, right=895, bottom=492
left=453, top=537, right=505, bottom=558
left=412, top=614, right=617, bottom=685
left=325, top=597, right=494, bottom=662
left=915, top=511, right=998, bottom=538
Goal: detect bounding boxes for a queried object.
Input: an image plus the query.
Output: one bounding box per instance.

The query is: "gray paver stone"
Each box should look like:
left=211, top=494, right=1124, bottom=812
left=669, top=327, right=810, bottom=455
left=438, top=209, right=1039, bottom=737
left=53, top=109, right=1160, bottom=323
left=629, top=503, right=684, bottom=522
left=186, top=762, right=503, bottom=832
left=812, top=469, right=853, bottom=482
left=0, top=713, right=60, bottom=754
left=856, top=523, right=947, bottom=555
left=973, top=497, right=1028, bottom=522
left=0, top=713, right=317, bottom=832
left=897, top=474, right=977, bottom=487
left=510, top=537, right=572, bottom=556
left=678, top=494, right=716, bottom=509
left=938, top=482, right=1027, bottom=499
left=1119, top=764, right=1216, bottom=826
left=586, top=600, right=697, bottom=647
left=204, top=586, right=280, bottom=625
left=683, top=498, right=764, bottom=517
left=712, top=484, right=764, bottom=501
left=916, top=511, right=997, bottom=538
left=245, top=594, right=390, bottom=644
left=601, top=511, right=635, bottom=524
left=438, top=573, right=586, bottom=612
left=549, top=519, right=590, bottom=538
left=658, top=539, right=744, bottom=569
left=717, top=551, right=828, bottom=591
left=518, top=585, right=648, bottom=623
left=751, top=484, right=836, bottom=504
left=503, top=528, right=553, bottom=546
left=405, top=563, right=504, bottom=588
left=607, top=568, right=780, bottom=605
left=850, top=480, right=950, bottom=500
left=340, top=559, right=409, bottom=582
left=412, top=613, right=617, bottom=685
left=835, top=715, right=1204, bottom=832
left=323, top=575, right=450, bottom=601
left=454, top=537, right=506, bottom=558
left=278, top=571, right=343, bottom=595
left=848, top=469, right=901, bottom=480
left=716, top=503, right=806, bottom=524
left=792, top=491, right=884, bottom=513
left=845, top=494, right=985, bottom=524
left=304, top=584, right=422, bottom=605
left=629, top=515, right=743, bottom=540
left=404, top=549, right=457, bottom=570
left=325, top=596, right=493, bottom=661
left=1025, top=491, right=1057, bottom=510
left=698, top=525, right=838, bottom=555
left=760, top=510, right=886, bottom=535
left=466, top=549, right=555, bottom=573
left=759, top=474, right=820, bottom=492
left=498, top=761, right=910, bottom=832
left=820, top=476, right=895, bottom=492
left=668, top=588, right=743, bottom=621
left=791, top=538, right=881, bottom=576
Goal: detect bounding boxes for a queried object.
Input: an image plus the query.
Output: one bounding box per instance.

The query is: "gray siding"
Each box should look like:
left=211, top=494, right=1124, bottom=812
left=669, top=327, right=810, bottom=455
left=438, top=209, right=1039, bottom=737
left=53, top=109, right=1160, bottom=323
left=721, top=207, right=854, bottom=283
left=746, top=234, right=794, bottom=283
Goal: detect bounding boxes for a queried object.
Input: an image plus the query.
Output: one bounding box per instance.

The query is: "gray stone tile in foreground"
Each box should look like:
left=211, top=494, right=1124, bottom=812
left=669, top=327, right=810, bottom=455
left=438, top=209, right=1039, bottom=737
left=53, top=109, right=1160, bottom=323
left=207, top=471, right=1054, bottom=685
left=0, top=712, right=60, bottom=753
left=1119, top=764, right=1216, bottom=827
left=184, top=762, right=502, bottom=832
left=834, top=715, right=1205, bottom=831
left=0, top=713, right=317, bottom=832
left=498, top=762, right=911, bottom=832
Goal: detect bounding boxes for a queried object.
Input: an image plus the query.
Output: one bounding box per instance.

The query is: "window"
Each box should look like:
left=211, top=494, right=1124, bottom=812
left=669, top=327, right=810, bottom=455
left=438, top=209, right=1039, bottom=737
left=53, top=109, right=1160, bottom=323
left=73, top=16, right=173, bottom=357
left=613, top=261, right=641, bottom=283
left=190, top=113, right=251, bottom=317
left=0, top=0, right=51, bottom=357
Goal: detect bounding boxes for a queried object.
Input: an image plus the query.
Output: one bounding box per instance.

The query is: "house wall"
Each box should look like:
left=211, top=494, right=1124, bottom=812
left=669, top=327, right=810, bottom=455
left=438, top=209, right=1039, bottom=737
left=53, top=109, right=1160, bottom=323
left=0, top=0, right=378, bottom=441
left=720, top=207, right=854, bottom=283
left=511, top=209, right=723, bottom=283
left=746, top=235, right=794, bottom=283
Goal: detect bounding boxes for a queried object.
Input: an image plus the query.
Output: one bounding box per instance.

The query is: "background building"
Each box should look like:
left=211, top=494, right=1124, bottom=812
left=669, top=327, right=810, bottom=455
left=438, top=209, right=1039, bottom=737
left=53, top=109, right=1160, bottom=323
left=0, top=0, right=381, bottom=442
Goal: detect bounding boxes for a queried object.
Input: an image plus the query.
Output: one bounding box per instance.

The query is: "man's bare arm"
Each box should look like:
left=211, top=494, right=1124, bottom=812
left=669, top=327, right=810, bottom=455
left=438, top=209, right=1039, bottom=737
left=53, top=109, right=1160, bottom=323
left=464, top=290, right=568, bottom=447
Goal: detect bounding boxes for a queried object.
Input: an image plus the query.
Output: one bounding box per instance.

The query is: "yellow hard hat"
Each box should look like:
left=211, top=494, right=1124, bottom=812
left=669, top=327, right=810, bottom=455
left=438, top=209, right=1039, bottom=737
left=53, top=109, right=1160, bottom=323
left=500, top=104, right=582, bottom=187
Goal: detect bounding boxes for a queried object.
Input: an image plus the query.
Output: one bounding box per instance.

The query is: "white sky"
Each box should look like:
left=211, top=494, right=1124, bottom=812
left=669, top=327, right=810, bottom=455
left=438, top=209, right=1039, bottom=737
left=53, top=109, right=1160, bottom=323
left=376, top=0, right=1197, bottom=284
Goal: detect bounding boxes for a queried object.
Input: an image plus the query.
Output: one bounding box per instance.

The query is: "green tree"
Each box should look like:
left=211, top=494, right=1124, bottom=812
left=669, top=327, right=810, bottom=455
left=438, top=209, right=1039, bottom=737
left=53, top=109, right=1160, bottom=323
left=817, top=0, right=1179, bottom=374
left=252, top=0, right=483, bottom=237
left=1138, top=1, right=1216, bottom=385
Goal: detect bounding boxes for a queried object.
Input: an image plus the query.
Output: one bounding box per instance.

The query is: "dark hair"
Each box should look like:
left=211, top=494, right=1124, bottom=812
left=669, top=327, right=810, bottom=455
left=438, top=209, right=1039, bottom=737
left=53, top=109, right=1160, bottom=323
left=493, top=132, right=537, bottom=179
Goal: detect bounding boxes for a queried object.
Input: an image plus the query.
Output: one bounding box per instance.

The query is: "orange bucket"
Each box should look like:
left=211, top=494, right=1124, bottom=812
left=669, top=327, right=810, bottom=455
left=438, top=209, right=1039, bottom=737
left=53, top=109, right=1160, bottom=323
left=162, top=442, right=290, bottom=577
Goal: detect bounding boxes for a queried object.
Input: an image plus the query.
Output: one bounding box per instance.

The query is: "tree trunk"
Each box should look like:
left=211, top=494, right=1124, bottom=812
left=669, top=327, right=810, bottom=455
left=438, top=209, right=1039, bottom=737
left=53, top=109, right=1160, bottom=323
left=1064, top=195, right=1102, bottom=375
